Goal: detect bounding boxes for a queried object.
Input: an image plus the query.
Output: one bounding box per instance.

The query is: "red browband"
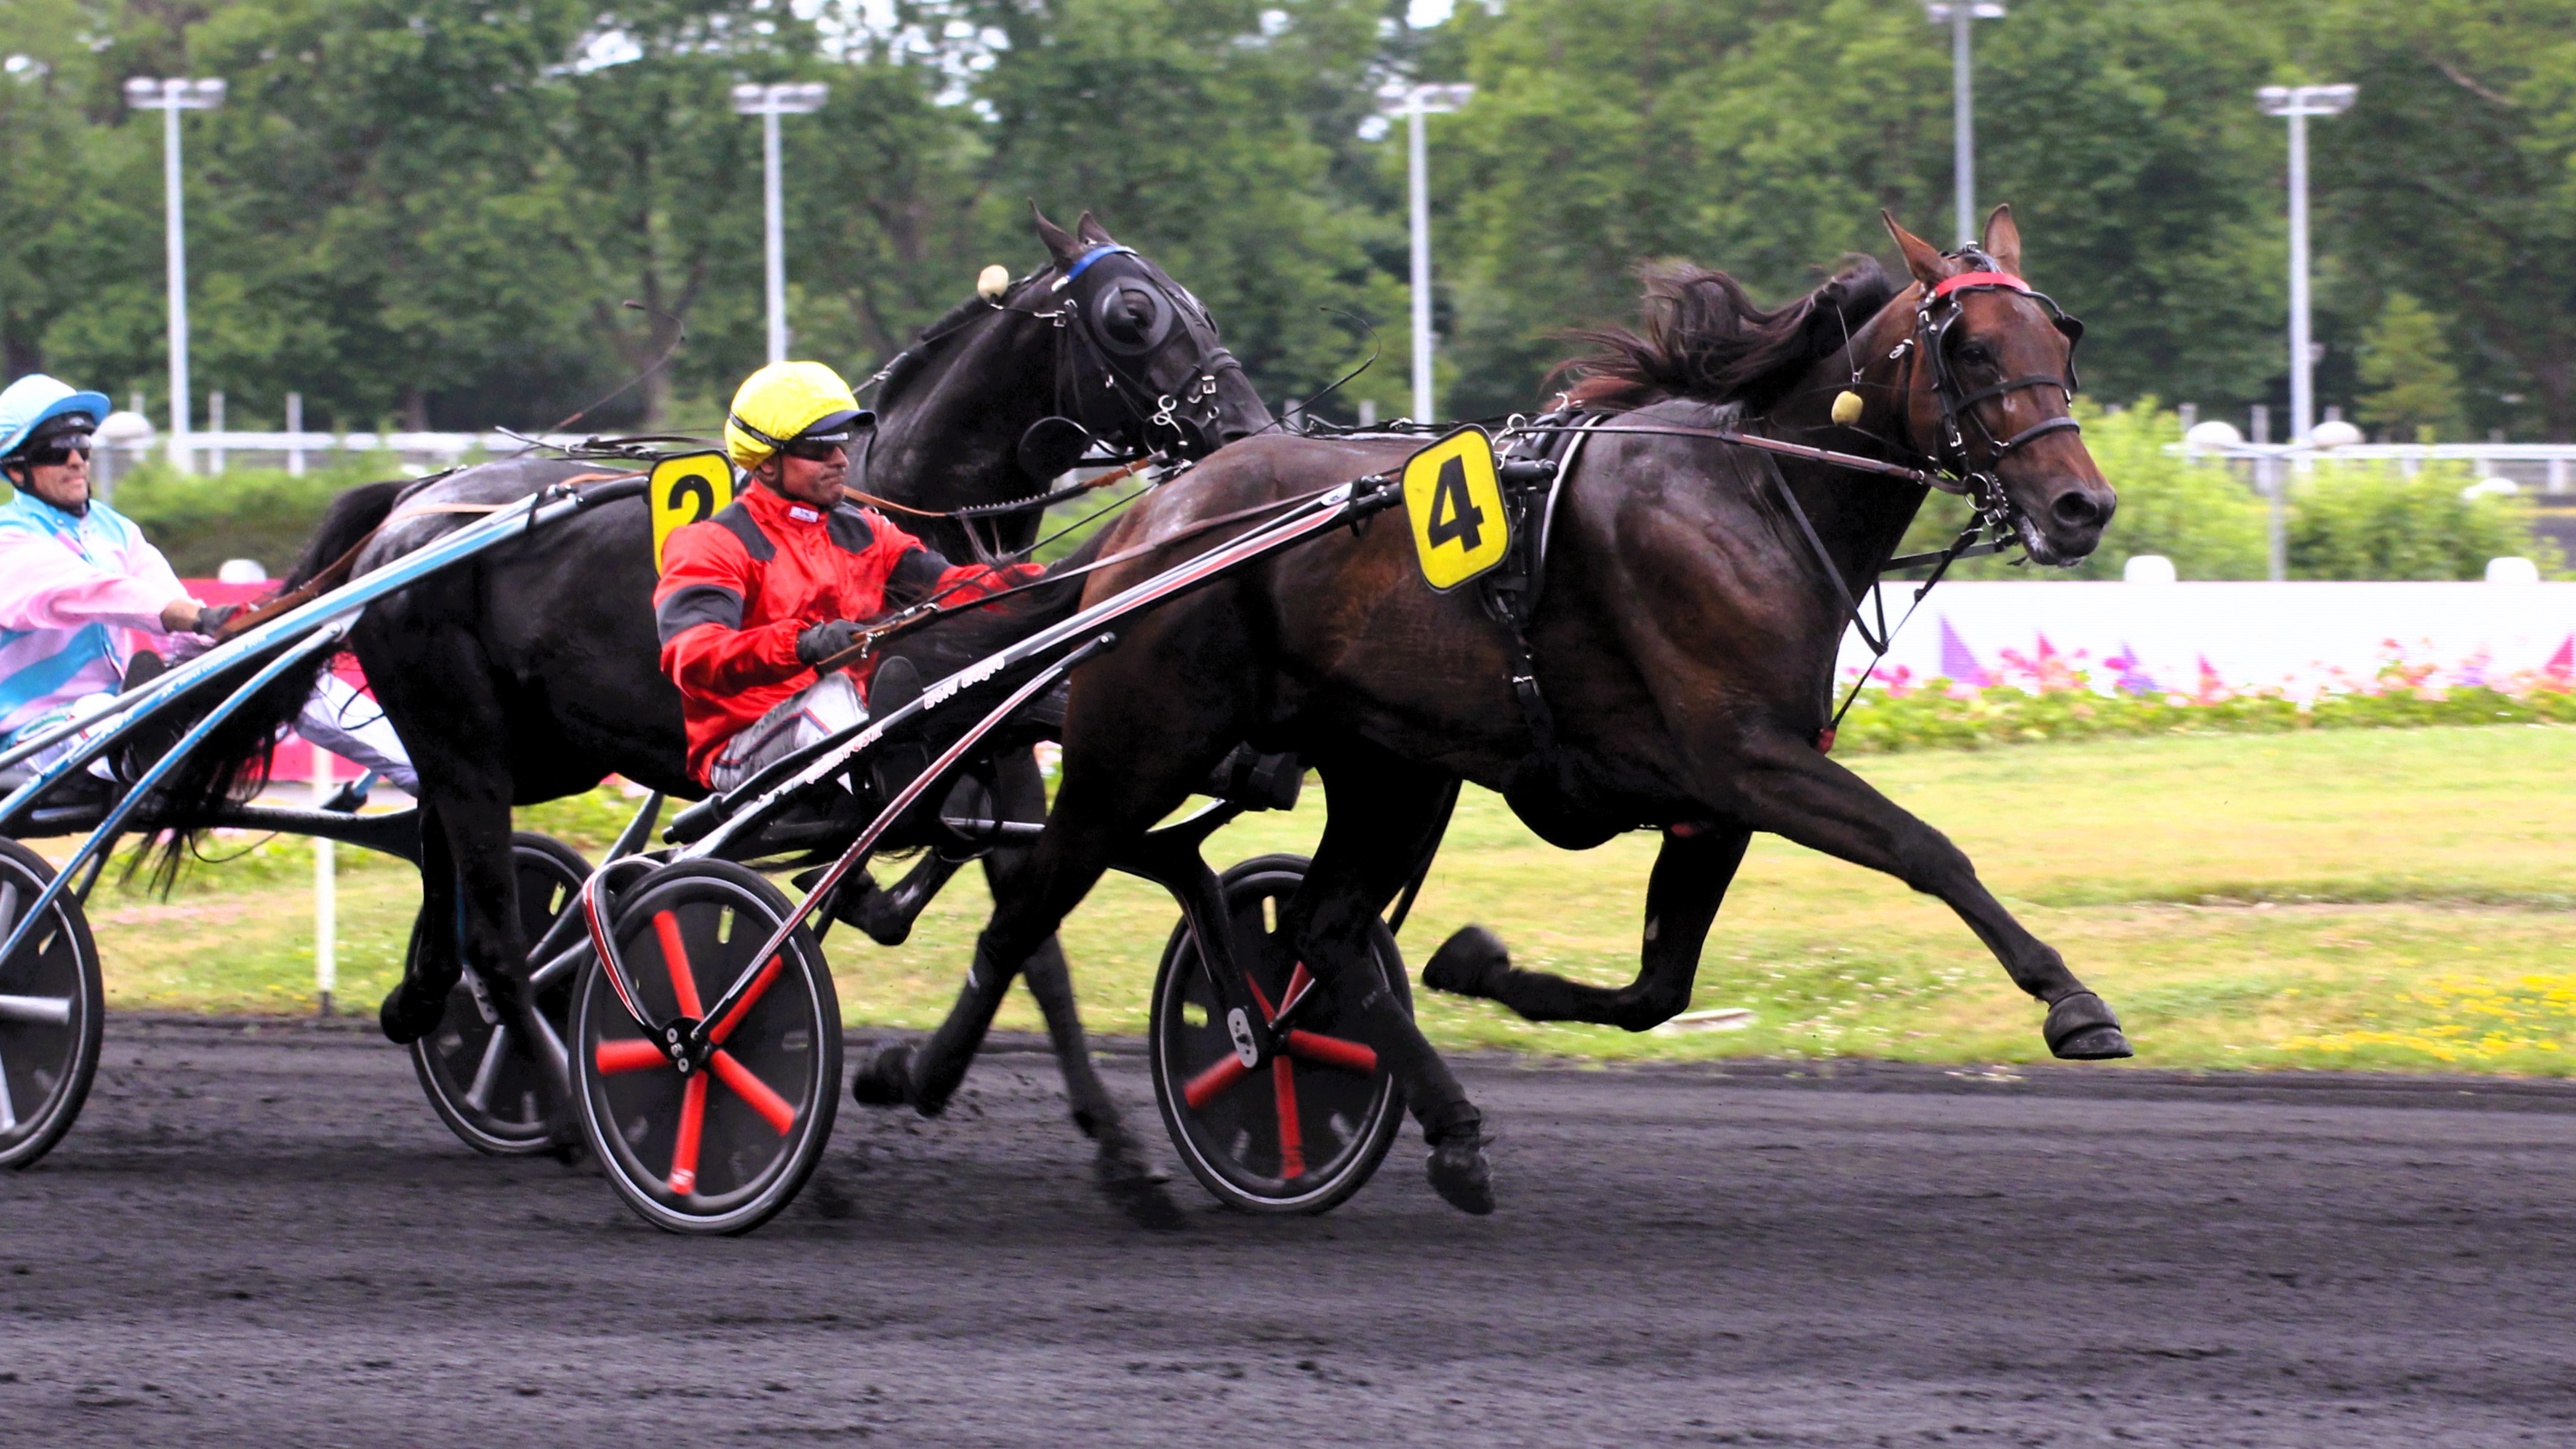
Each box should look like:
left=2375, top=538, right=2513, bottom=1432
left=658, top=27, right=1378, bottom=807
left=1931, top=270, right=2030, bottom=298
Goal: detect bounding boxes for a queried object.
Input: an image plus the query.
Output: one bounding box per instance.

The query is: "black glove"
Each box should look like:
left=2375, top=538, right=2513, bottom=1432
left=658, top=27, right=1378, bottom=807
left=195, top=602, right=242, bottom=636
left=795, top=619, right=864, bottom=669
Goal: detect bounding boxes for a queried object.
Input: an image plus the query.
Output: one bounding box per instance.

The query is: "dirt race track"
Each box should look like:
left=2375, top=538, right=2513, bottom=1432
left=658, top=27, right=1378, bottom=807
left=6, top=1019, right=2576, bottom=1447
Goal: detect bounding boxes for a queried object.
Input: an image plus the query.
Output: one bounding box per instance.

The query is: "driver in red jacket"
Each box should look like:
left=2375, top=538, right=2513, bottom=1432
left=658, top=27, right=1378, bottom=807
left=653, top=361, right=1032, bottom=793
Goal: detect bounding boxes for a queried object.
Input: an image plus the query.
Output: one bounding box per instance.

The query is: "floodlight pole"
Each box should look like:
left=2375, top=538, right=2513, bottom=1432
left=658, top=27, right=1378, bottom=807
left=731, top=83, right=829, bottom=364
left=125, top=78, right=225, bottom=473
left=1378, top=82, right=1473, bottom=423
left=2259, top=84, right=2356, bottom=448
left=1927, top=2, right=2004, bottom=247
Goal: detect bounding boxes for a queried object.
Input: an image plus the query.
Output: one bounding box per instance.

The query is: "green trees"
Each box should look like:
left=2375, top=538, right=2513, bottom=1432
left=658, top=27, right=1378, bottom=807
left=6, top=0, right=2576, bottom=483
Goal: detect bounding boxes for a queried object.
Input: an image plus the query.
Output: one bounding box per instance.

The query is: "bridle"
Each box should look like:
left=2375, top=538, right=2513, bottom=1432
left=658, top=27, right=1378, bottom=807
left=1031, top=243, right=1250, bottom=459
left=846, top=243, right=1252, bottom=527
left=1886, top=253, right=2087, bottom=531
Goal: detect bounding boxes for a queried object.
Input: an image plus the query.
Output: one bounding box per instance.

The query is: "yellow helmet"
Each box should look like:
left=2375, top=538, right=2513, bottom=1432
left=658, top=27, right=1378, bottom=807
left=723, top=361, right=871, bottom=470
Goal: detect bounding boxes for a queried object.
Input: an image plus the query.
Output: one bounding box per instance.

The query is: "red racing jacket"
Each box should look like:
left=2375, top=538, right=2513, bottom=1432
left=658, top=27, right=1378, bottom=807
left=653, top=483, right=1028, bottom=783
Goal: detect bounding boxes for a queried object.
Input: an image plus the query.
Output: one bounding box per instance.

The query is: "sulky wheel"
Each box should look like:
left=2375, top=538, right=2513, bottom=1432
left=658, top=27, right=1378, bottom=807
left=0, top=836, right=103, bottom=1171
left=571, top=859, right=841, bottom=1235
left=410, top=832, right=590, bottom=1156
left=1149, top=853, right=1409, bottom=1214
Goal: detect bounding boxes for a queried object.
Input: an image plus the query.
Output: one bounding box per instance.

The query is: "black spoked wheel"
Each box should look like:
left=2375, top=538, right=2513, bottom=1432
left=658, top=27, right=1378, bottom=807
left=0, top=836, right=103, bottom=1171
left=410, top=832, right=591, bottom=1156
left=1148, top=853, right=1408, bottom=1214
left=571, top=860, right=840, bottom=1235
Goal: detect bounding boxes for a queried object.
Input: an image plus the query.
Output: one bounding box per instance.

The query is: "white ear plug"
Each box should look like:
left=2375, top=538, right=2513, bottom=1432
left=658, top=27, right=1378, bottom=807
left=977, top=265, right=1011, bottom=301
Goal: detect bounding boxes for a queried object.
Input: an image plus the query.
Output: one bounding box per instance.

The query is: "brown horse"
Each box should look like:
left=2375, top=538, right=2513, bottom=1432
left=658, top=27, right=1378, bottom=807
left=855, top=207, right=2125, bottom=1213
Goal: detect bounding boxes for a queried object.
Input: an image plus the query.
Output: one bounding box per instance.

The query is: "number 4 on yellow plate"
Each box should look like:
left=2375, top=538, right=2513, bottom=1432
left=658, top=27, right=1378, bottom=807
left=1401, top=426, right=1509, bottom=592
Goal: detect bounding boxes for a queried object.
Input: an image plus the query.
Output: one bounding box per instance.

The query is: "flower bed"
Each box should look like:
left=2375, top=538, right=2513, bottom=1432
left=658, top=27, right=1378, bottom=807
left=1836, top=638, right=2576, bottom=753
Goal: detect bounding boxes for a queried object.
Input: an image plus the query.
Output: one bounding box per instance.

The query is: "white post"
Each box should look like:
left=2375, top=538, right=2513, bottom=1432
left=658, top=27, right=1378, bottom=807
left=2259, top=84, right=2356, bottom=447
left=127, top=78, right=223, bottom=475
left=2550, top=456, right=2568, bottom=495
left=1407, top=104, right=1434, bottom=421
left=1376, top=82, right=1472, bottom=424
left=285, top=392, right=304, bottom=477
left=1950, top=1, right=1975, bottom=246
left=163, top=99, right=191, bottom=474
left=208, top=390, right=224, bottom=474
left=731, top=83, right=827, bottom=366
left=312, top=743, right=335, bottom=1016
left=2285, top=109, right=2313, bottom=445
left=762, top=107, right=786, bottom=364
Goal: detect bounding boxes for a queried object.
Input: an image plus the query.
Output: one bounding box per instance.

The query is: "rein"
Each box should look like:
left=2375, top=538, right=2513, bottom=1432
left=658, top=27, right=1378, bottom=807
left=209, top=474, right=635, bottom=641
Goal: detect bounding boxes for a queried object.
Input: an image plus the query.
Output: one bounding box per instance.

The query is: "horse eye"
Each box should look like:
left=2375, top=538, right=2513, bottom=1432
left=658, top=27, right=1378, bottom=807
left=1957, top=343, right=1994, bottom=368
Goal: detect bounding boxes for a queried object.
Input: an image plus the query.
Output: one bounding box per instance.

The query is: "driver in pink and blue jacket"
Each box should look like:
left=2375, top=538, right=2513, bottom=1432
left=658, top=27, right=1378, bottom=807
left=0, top=374, right=414, bottom=791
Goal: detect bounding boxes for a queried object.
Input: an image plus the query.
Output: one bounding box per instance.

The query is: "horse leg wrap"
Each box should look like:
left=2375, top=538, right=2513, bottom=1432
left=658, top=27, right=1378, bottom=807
left=2043, top=990, right=2134, bottom=1061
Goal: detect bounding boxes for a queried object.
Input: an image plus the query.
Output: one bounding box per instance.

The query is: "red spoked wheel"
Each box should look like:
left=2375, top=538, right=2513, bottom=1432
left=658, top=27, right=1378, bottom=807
left=0, top=836, right=102, bottom=1171
left=1148, top=853, right=1408, bottom=1214
left=410, top=832, right=589, bottom=1155
left=570, top=860, right=841, bottom=1235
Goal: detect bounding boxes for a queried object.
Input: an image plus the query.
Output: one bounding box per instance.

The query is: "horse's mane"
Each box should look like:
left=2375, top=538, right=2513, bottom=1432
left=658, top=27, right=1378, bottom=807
left=873, top=271, right=1048, bottom=409
left=1560, top=258, right=1897, bottom=415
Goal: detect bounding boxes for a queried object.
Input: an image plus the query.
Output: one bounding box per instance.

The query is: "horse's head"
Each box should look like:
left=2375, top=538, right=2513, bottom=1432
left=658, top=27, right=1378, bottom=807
left=1028, top=206, right=1273, bottom=460
left=1874, top=207, right=2115, bottom=566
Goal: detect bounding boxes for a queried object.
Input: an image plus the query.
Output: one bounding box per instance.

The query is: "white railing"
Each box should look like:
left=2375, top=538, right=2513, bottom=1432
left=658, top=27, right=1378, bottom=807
left=94, top=431, right=599, bottom=485
left=2170, top=440, right=2576, bottom=493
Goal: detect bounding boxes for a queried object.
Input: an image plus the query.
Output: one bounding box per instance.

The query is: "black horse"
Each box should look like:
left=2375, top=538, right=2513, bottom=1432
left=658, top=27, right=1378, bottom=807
left=163, top=209, right=1268, bottom=1205
left=850, top=207, right=2127, bottom=1213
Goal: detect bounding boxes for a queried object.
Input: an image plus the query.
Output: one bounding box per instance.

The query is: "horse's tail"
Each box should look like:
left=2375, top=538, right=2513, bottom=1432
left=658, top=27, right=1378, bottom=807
left=137, top=479, right=412, bottom=888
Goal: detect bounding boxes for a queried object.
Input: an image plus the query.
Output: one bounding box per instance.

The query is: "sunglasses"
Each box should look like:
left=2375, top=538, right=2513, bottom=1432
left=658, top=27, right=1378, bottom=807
left=782, top=437, right=849, bottom=463
left=19, top=438, right=93, bottom=468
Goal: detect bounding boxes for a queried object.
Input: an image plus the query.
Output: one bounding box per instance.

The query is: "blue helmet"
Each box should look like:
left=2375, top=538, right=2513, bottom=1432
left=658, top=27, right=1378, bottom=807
left=0, top=374, right=113, bottom=464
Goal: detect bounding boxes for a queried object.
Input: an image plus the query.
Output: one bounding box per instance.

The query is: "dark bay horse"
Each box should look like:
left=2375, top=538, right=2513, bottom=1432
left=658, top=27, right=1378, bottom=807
left=854, top=207, right=2127, bottom=1213
left=162, top=211, right=1268, bottom=1203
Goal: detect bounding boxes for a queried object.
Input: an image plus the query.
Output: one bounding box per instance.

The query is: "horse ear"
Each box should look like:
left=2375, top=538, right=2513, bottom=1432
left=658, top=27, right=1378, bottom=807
left=1074, top=211, right=1115, bottom=247
left=1030, top=202, right=1081, bottom=265
left=1980, top=204, right=2024, bottom=276
left=1880, top=209, right=1956, bottom=288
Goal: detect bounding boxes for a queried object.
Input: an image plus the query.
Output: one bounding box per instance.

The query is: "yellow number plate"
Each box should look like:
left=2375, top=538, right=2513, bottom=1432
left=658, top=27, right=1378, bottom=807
left=649, top=452, right=738, bottom=570
left=1401, top=426, right=1509, bottom=592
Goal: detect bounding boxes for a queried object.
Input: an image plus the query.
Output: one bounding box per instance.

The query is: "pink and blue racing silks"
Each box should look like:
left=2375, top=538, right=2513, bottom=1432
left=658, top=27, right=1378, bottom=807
left=0, top=490, right=187, bottom=742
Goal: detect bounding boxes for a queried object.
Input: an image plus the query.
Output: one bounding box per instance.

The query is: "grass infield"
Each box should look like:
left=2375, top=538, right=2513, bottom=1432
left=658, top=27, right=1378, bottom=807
left=61, top=724, right=2576, bottom=1075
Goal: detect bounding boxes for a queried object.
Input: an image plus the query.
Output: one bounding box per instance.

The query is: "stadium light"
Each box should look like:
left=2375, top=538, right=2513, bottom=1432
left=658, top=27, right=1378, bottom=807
left=2258, top=84, right=2358, bottom=447
left=1376, top=82, right=1474, bottom=424
left=731, top=82, right=830, bottom=364
left=124, top=78, right=226, bottom=473
left=1926, top=1, right=2005, bottom=247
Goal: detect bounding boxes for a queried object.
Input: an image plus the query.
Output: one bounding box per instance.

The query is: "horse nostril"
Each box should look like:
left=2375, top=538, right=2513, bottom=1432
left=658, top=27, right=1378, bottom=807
left=2052, top=489, right=2107, bottom=530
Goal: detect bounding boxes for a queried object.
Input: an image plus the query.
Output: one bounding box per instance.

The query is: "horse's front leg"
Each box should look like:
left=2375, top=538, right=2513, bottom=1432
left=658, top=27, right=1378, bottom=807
left=1722, top=735, right=2130, bottom=1059
left=1424, top=823, right=1752, bottom=1031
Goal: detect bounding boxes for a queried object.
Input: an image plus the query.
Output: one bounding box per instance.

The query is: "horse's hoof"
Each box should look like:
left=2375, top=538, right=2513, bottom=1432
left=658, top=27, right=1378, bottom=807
left=840, top=880, right=918, bottom=948
left=1425, top=1130, right=1496, bottom=1216
left=2044, top=991, right=2134, bottom=1060
left=1096, top=1140, right=1186, bottom=1231
left=848, top=1042, right=916, bottom=1108
left=2054, top=1025, right=2133, bottom=1060
left=378, top=978, right=450, bottom=1045
left=1422, top=925, right=1509, bottom=999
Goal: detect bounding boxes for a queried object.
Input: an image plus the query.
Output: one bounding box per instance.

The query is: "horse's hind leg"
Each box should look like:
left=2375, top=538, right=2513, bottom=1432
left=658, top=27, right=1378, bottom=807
left=851, top=735, right=1204, bottom=1227
left=1424, top=823, right=1752, bottom=1031
left=1726, top=736, right=2130, bottom=1059
left=1280, top=750, right=1495, bottom=1214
